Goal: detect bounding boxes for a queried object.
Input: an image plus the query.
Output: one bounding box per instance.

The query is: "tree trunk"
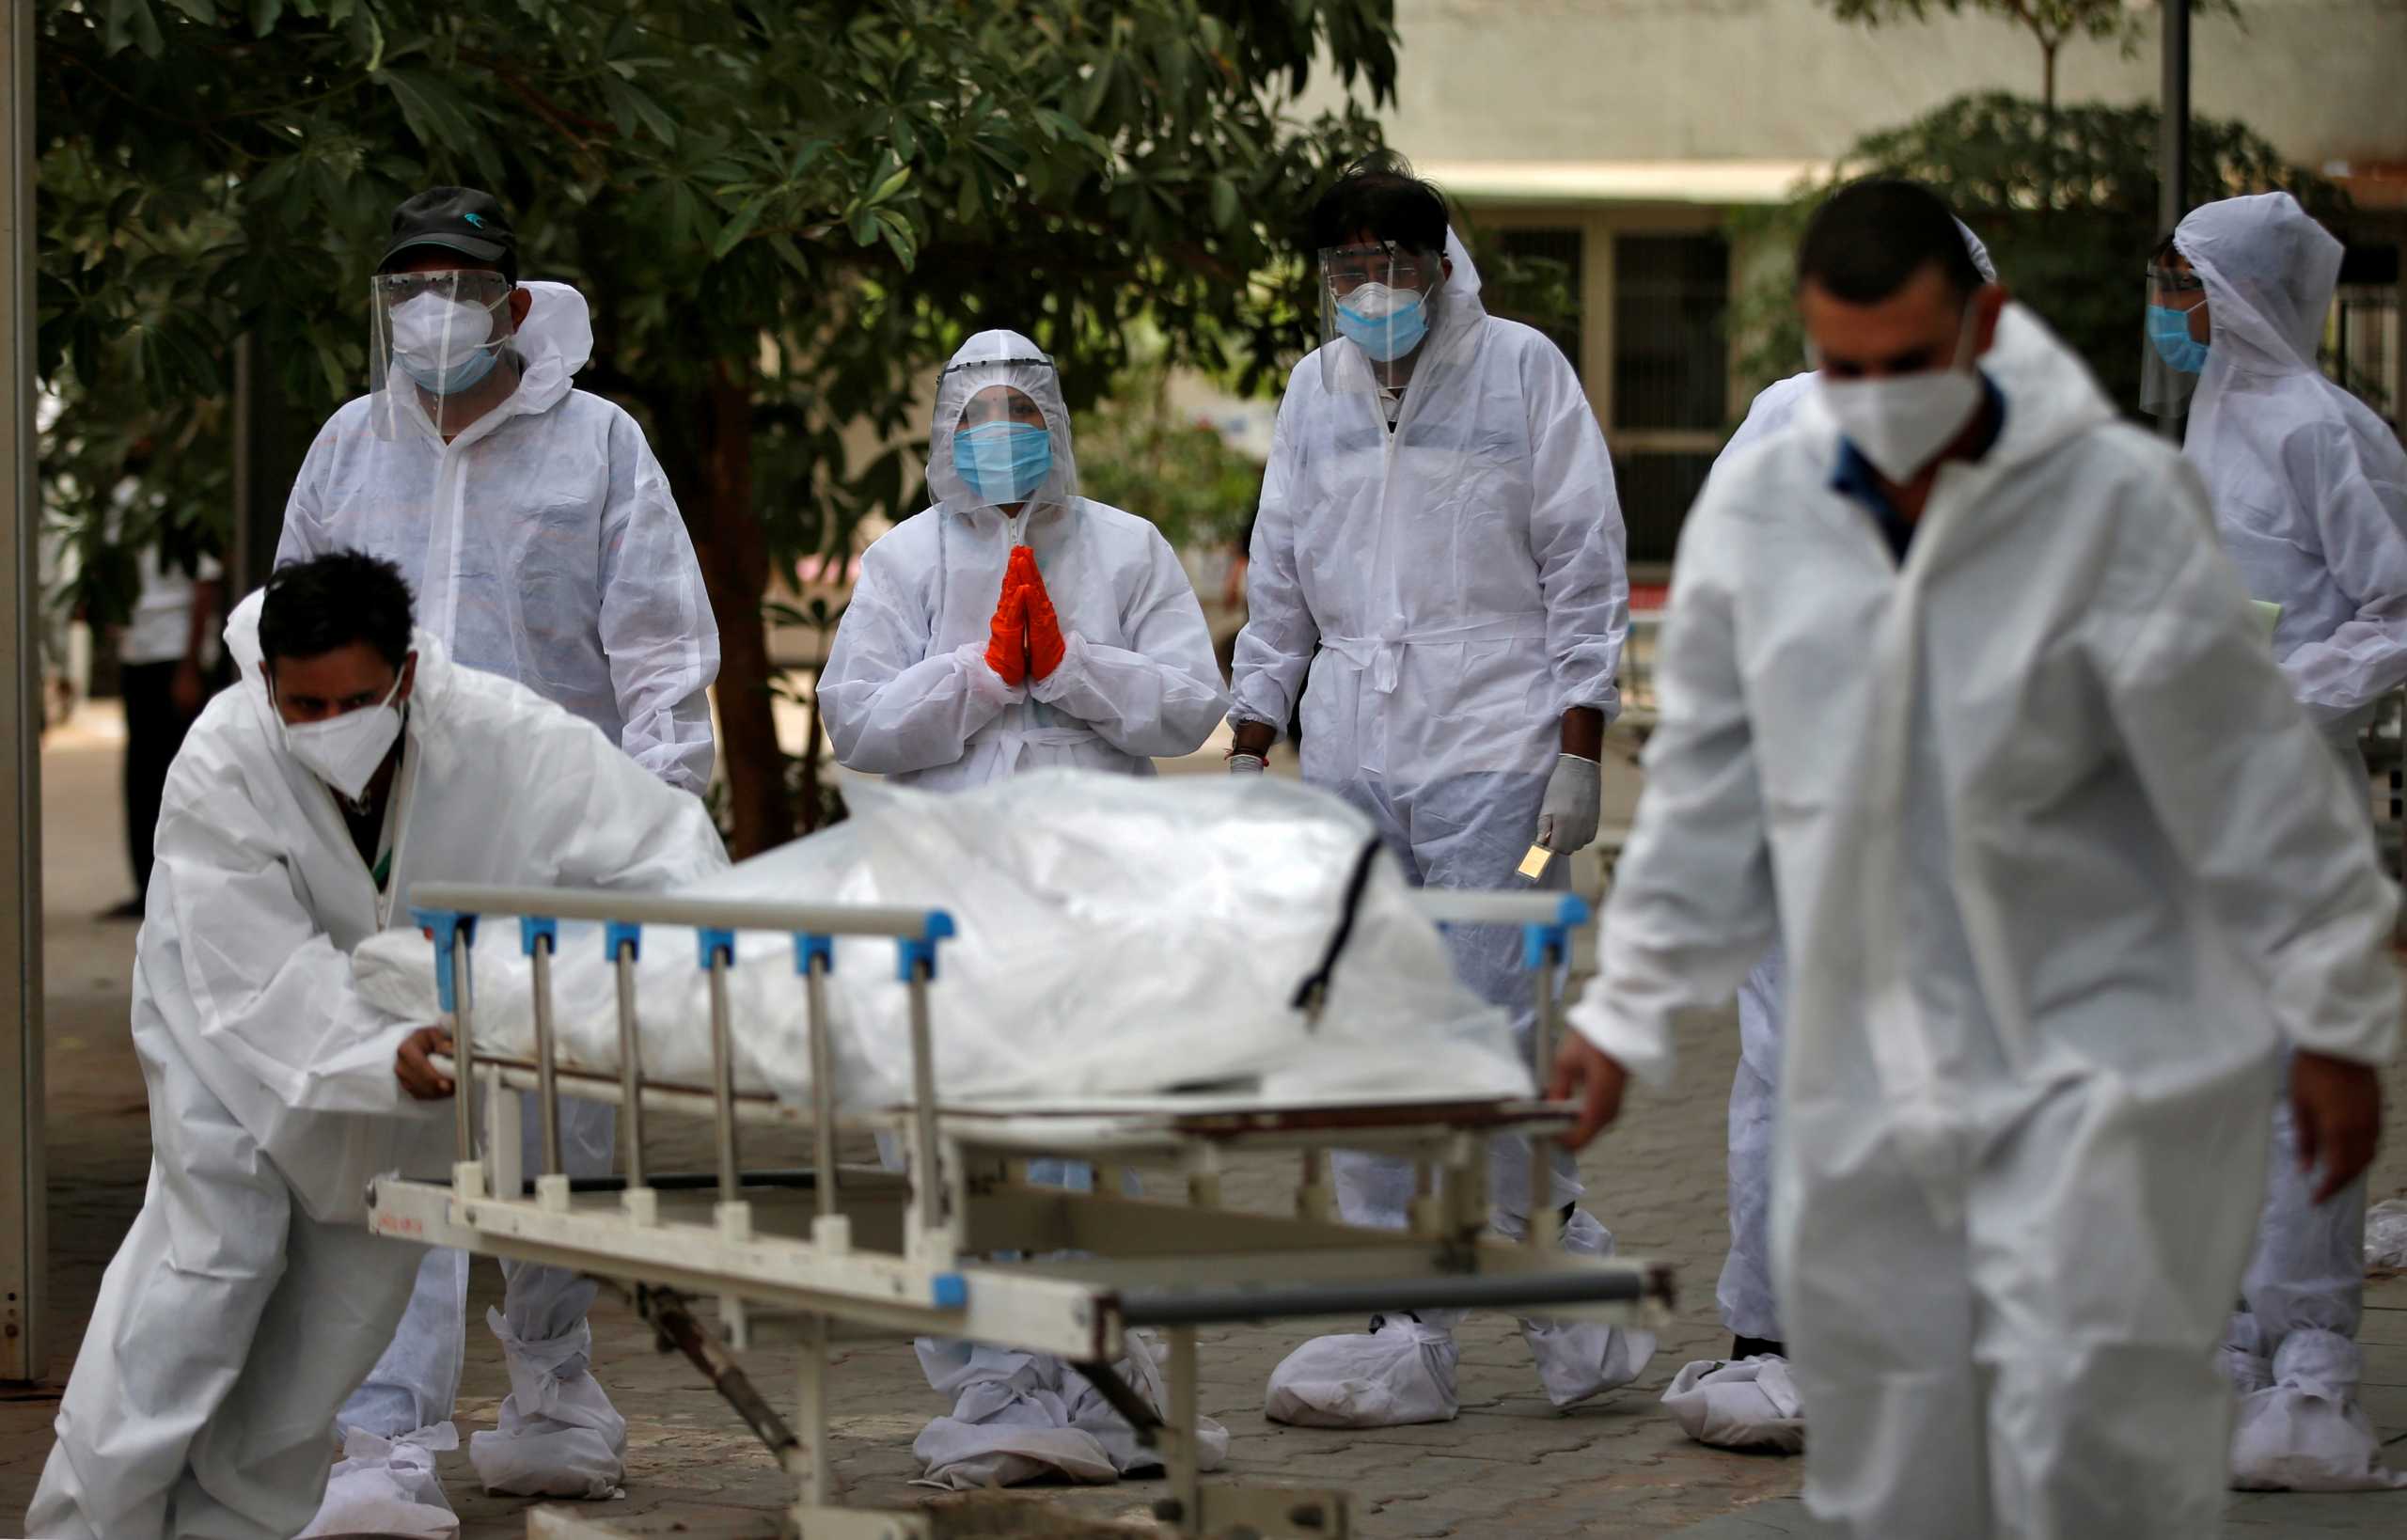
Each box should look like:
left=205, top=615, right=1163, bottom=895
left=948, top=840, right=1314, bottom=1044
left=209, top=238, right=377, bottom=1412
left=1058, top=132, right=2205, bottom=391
left=687, top=357, right=794, bottom=858
left=2042, top=41, right=2058, bottom=118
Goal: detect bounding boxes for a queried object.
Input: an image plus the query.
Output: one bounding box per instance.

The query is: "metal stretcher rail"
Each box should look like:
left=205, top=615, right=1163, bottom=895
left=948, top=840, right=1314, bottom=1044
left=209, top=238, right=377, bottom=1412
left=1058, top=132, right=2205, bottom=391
left=378, top=878, right=1651, bottom=1538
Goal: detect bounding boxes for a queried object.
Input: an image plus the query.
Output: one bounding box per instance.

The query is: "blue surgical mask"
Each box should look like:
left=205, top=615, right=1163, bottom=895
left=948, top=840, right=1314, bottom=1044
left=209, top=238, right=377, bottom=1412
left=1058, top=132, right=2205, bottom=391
left=388, top=291, right=505, bottom=395
left=1336, top=284, right=1431, bottom=363
left=397, top=343, right=500, bottom=395
left=2147, top=305, right=2209, bottom=374
left=954, top=420, right=1054, bottom=505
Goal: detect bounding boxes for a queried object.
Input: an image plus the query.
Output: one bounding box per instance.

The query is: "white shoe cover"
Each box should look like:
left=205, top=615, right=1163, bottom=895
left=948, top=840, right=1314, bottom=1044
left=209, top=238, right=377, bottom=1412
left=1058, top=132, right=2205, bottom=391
left=468, top=1308, right=627, bottom=1499
left=912, top=1329, right=1229, bottom=1491
left=1660, top=1356, right=1805, bottom=1454
left=1513, top=1209, right=1658, bottom=1409
left=1263, top=1314, right=1461, bottom=1428
left=2228, top=1327, right=2407, bottom=1491
left=297, top=1422, right=462, bottom=1538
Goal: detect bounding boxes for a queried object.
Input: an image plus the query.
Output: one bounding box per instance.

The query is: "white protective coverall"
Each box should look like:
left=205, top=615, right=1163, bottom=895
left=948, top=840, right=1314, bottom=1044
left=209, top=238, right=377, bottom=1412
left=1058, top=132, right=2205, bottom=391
left=1572, top=302, right=2399, bottom=1539
left=819, top=329, right=1231, bottom=1488
left=1706, top=218, right=1999, bottom=1374
left=820, top=330, right=1228, bottom=788
left=276, top=279, right=720, bottom=1501
left=2176, top=190, right=2407, bottom=1492
left=25, top=593, right=725, bottom=1540
left=1233, top=234, right=1651, bottom=1425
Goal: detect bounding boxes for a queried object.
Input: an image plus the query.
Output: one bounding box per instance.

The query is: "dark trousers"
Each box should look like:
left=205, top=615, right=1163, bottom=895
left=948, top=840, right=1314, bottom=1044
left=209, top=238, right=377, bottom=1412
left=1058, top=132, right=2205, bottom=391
left=120, top=661, right=202, bottom=898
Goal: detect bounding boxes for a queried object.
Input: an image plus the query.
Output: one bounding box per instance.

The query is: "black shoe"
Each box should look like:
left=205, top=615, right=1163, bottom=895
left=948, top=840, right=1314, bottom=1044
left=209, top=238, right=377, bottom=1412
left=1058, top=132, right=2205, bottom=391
left=100, top=897, right=145, bottom=921
left=1730, top=1335, right=1786, bottom=1360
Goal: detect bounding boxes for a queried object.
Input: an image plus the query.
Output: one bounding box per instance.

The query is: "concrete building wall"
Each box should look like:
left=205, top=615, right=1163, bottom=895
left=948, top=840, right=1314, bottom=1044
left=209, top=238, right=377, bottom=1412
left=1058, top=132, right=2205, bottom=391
left=1345, top=0, right=2407, bottom=172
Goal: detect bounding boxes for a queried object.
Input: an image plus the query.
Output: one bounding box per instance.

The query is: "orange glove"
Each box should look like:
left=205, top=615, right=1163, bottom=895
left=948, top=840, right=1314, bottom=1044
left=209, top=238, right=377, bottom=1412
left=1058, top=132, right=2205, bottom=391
left=984, top=562, right=1028, bottom=687
left=1019, top=548, right=1067, bottom=681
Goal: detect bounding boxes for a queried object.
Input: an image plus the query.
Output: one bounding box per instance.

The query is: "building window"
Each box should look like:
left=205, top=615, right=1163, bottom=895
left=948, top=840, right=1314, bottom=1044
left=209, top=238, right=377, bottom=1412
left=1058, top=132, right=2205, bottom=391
left=2331, top=242, right=2399, bottom=431
left=1492, top=227, right=1585, bottom=378
left=1614, top=233, right=1729, bottom=432
left=1613, top=231, right=1731, bottom=563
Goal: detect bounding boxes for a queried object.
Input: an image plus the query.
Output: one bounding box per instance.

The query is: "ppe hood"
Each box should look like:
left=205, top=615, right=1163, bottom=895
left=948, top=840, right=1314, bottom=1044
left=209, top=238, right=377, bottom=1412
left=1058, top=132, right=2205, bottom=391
left=2175, top=193, right=2340, bottom=380
left=504, top=279, right=592, bottom=416
left=923, top=328, right=1080, bottom=528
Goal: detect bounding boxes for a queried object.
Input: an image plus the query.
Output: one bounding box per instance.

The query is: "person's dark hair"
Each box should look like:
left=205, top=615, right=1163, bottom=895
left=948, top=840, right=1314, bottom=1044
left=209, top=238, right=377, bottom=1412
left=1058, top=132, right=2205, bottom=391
left=1306, top=151, right=1450, bottom=255
left=260, top=551, right=415, bottom=670
left=2152, top=232, right=2183, bottom=265
left=1796, top=180, right=1986, bottom=305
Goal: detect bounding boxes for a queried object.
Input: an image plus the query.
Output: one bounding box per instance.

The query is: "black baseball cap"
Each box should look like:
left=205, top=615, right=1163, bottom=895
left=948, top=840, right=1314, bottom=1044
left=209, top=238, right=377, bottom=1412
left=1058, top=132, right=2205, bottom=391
left=378, top=186, right=517, bottom=284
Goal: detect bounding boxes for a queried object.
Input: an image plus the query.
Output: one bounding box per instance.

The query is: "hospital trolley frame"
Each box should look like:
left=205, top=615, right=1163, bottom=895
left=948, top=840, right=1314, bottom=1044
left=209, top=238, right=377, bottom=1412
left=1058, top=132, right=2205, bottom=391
left=365, top=881, right=1671, bottom=1539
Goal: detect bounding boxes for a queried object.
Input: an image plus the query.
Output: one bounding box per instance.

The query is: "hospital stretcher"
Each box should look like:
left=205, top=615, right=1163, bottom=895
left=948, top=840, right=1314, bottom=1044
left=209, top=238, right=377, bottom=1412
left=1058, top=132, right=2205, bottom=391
left=366, top=881, right=1673, bottom=1540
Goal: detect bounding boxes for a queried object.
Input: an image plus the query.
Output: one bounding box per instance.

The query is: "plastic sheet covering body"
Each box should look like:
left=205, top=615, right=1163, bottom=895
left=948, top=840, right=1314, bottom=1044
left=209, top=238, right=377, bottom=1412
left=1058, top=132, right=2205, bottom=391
left=354, top=772, right=1528, bottom=1110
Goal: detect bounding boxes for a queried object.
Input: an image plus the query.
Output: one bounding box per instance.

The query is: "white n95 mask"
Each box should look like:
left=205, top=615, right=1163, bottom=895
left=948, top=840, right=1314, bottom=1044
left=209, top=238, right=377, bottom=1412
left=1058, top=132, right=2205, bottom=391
left=1814, top=306, right=1987, bottom=483
left=282, top=674, right=406, bottom=802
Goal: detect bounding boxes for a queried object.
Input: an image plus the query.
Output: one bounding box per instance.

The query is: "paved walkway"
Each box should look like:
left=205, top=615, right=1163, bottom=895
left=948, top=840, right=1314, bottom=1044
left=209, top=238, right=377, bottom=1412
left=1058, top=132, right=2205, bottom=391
left=3, top=721, right=2403, bottom=1537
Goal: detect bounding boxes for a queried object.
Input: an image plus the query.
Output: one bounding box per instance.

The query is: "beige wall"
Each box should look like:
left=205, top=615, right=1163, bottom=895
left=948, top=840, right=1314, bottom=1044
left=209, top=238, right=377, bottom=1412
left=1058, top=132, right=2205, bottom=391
left=1342, top=1, right=2407, bottom=172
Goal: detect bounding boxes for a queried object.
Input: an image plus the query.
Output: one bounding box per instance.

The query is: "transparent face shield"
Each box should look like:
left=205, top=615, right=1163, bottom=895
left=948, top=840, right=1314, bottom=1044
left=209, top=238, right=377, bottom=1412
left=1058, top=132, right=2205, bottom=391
left=2142, top=263, right=2210, bottom=417
left=1319, top=242, right=1448, bottom=397
left=369, top=270, right=516, bottom=438
left=925, top=352, right=1080, bottom=542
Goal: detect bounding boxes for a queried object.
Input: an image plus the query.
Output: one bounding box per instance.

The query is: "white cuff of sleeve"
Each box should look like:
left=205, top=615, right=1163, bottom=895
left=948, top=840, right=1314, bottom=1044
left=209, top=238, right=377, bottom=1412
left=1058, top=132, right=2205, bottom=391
left=1027, top=632, right=1088, bottom=706
left=954, top=642, right=1026, bottom=709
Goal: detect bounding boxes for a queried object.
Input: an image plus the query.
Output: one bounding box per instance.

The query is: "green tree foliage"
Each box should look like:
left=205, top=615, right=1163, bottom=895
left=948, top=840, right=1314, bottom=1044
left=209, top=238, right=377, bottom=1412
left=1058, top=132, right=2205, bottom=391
left=1726, top=92, right=2346, bottom=418
left=1074, top=369, right=1265, bottom=559
left=39, top=0, right=1397, bottom=852
left=1818, top=0, right=2241, bottom=110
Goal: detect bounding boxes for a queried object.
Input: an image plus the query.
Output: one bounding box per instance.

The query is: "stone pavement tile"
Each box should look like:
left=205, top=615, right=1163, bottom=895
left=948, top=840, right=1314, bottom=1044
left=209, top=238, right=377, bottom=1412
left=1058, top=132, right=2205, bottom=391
left=1667, top=1497, right=1838, bottom=1536
left=2226, top=1491, right=2407, bottom=1532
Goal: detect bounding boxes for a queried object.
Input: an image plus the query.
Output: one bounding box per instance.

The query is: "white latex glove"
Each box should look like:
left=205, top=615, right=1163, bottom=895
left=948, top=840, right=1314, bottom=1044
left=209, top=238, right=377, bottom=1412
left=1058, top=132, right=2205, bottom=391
left=1535, top=753, right=1601, bottom=855
left=1229, top=752, right=1266, bottom=775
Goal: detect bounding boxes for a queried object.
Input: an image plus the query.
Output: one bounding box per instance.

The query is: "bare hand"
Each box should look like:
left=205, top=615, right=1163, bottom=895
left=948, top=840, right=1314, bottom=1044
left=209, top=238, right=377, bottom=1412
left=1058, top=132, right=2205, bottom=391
left=396, top=1025, right=456, bottom=1101
left=2290, top=1049, right=2381, bottom=1203
left=169, top=661, right=204, bottom=717
left=1547, top=1033, right=1630, bottom=1151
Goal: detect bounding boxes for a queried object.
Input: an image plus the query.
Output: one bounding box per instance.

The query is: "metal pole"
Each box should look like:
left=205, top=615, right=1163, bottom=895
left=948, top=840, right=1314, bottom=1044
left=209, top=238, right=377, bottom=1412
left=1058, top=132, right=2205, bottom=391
left=2156, top=0, right=2193, bottom=439
left=1527, top=941, right=1559, bottom=1251
left=615, top=942, right=648, bottom=1193
left=0, top=0, right=43, bottom=1385
left=2159, top=0, right=2192, bottom=240
left=706, top=948, right=740, bottom=1205
left=804, top=953, right=838, bottom=1221
left=449, top=936, right=478, bottom=1171
left=528, top=936, right=562, bottom=1178
left=906, top=964, right=942, bottom=1234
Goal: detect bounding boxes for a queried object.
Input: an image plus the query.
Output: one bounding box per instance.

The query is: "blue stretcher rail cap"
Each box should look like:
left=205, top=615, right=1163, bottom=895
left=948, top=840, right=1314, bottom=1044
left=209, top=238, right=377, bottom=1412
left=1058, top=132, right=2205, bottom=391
left=519, top=915, right=559, bottom=956
left=697, top=927, right=737, bottom=968
left=412, top=909, right=477, bottom=1012
left=604, top=920, right=642, bottom=962
left=794, top=933, right=836, bottom=975
left=931, top=1272, right=968, bottom=1310
left=894, top=910, right=958, bottom=982
left=1521, top=893, right=1591, bottom=973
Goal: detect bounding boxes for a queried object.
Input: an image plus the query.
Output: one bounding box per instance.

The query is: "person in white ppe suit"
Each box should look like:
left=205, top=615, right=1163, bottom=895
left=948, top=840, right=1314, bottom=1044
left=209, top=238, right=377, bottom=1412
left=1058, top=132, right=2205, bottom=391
left=1226, top=154, right=1649, bottom=1427
left=2156, top=191, right=2407, bottom=1492
left=820, top=328, right=1231, bottom=1488
left=820, top=329, right=1228, bottom=785
left=275, top=187, right=721, bottom=1513
left=24, top=551, right=726, bottom=1540
left=1668, top=226, right=1997, bottom=1453
left=1550, top=179, right=2394, bottom=1540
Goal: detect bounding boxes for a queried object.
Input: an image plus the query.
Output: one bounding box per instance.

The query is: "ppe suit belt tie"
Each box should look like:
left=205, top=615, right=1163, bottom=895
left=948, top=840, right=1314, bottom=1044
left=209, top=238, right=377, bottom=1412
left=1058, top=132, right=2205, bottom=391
left=1321, top=621, right=1550, bottom=697
left=992, top=726, right=1103, bottom=775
